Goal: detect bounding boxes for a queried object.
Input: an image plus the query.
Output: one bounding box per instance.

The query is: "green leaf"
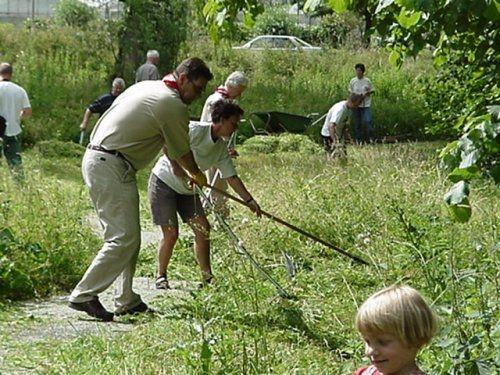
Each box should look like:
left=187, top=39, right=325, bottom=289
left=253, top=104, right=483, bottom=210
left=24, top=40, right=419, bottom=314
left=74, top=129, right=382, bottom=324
left=488, top=105, right=500, bottom=121
left=444, top=181, right=470, bottom=205
left=389, top=50, right=402, bottom=67
left=433, top=54, right=448, bottom=68
left=490, top=164, right=500, bottom=184
left=396, top=9, right=421, bottom=29
left=304, top=0, right=324, bottom=12
left=376, top=0, right=395, bottom=13
left=448, top=166, right=481, bottom=182
left=444, top=182, right=472, bottom=222
left=327, top=0, right=351, bottom=13
left=483, top=0, right=500, bottom=21
left=459, top=149, right=480, bottom=169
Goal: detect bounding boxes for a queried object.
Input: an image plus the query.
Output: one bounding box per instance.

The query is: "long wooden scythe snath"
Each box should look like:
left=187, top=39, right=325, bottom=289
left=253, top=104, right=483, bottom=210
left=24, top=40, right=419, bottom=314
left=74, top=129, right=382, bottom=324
left=206, top=184, right=371, bottom=266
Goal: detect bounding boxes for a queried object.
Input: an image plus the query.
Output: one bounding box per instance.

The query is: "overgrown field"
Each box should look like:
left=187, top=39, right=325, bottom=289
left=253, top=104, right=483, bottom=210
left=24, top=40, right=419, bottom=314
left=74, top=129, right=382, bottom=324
left=0, top=22, right=433, bottom=146
left=0, top=141, right=497, bottom=373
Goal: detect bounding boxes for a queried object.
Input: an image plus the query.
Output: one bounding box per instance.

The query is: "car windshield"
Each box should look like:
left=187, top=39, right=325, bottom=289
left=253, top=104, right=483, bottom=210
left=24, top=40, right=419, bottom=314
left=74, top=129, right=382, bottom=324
left=250, top=37, right=296, bottom=49
left=293, top=37, right=313, bottom=47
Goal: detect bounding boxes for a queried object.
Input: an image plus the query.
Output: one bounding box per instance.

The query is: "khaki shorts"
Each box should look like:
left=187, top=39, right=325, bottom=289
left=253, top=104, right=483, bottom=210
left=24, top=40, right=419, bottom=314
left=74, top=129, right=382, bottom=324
left=148, top=173, right=205, bottom=227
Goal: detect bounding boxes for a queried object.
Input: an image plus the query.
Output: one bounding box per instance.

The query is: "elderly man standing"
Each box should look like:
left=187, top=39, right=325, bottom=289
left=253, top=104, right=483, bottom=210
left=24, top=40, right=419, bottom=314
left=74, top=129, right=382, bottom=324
left=68, top=57, right=213, bottom=321
left=135, top=50, right=160, bottom=82
left=0, top=62, right=32, bottom=180
left=200, top=71, right=248, bottom=218
left=79, top=77, right=126, bottom=135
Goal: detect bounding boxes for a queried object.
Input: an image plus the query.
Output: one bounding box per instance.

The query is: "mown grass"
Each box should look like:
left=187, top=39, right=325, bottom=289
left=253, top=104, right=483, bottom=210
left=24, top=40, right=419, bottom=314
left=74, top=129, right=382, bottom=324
left=0, top=140, right=497, bottom=374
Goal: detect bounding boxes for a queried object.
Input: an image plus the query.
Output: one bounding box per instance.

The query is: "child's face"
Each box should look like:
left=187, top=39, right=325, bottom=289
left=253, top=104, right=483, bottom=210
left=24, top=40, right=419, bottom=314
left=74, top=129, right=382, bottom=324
left=362, top=332, right=419, bottom=375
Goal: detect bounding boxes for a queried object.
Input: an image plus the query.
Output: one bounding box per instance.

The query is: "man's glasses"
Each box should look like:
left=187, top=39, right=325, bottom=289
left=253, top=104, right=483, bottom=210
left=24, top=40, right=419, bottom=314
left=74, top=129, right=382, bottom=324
left=190, top=80, right=205, bottom=94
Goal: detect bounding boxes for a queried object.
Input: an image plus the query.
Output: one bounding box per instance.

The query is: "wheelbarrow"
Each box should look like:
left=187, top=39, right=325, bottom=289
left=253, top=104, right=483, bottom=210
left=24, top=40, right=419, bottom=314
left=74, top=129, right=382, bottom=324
left=248, top=111, right=324, bottom=135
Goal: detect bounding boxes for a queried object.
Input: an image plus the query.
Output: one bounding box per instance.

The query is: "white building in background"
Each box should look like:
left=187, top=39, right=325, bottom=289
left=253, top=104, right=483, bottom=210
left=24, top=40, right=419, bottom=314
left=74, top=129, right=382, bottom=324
left=0, top=0, right=123, bottom=23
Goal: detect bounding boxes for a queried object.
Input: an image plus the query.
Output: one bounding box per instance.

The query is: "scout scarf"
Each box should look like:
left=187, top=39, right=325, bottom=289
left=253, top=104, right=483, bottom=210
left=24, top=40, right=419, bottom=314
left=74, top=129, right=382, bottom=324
left=216, top=86, right=229, bottom=98
left=163, top=73, right=180, bottom=92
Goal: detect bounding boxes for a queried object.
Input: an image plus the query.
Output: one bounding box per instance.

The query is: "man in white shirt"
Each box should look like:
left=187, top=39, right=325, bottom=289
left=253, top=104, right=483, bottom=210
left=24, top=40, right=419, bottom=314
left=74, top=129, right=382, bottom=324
left=0, top=63, right=32, bottom=180
left=149, top=99, right=260, bottom=289
left=200, top=71, right=248, bottom=219
left=348, top=63, right=375, bottom=144
left=321, top=94, right=363, bottom=158
left=135, top=50, right=160, bottom=83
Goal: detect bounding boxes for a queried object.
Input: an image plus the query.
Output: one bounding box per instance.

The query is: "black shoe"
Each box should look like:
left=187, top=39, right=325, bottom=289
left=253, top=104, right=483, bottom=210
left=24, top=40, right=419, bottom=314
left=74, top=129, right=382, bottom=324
left=68, top=298, right=114, bottom=322
left=115, top=302, right=149, bottom=316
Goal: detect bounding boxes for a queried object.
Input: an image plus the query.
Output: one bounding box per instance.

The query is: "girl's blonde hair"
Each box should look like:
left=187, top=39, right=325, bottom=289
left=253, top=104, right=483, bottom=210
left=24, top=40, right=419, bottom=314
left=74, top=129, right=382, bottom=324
left=356, top=285, right=437, bottom=348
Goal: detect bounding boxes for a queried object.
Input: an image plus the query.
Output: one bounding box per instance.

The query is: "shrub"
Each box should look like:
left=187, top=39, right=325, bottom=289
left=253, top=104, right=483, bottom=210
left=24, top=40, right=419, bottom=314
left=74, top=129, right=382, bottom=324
left=35, top=140, right=85, bottom=159
left=252, top=7, right=300, bottom=37
left=53, top=0, right=98, bottom=28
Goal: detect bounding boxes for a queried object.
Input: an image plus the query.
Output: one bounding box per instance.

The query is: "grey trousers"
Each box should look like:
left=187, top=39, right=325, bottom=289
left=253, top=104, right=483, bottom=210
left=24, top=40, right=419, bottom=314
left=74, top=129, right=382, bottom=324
left=69, top=149, right=142, bottom=313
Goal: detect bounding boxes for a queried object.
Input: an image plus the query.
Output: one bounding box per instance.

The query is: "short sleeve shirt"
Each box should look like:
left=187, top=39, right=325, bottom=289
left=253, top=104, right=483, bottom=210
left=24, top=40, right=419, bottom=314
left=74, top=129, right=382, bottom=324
left=0, top=81, right=31, bottom=136
left=135, top=62, right=160, bottom=83
left=348, top=77, right=373, bottom=107
left=321, top=101, right=349, bottom=137
left=88, top=93, right=117, bottom=116
left=200, top=90, right=226, bottom=122
left=90, top=80, right=190, bottom=170
left=152, top=121, right=237, bottom=195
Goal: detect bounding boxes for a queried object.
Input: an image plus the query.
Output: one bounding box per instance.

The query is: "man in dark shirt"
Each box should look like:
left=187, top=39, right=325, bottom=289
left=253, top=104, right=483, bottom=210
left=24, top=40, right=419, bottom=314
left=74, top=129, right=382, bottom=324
left=79, top=78, right=125, bottom=133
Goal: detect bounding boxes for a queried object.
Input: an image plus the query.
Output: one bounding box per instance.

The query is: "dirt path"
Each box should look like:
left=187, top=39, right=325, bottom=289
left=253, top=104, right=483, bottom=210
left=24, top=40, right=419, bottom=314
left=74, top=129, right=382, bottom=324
left=0, top=213, right=196, bottom=373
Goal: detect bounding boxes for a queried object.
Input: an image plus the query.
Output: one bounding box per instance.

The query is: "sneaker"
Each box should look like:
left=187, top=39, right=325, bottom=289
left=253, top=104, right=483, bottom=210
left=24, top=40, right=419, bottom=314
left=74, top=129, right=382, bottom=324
left=115, top=302, right=149, bottom=316
left=68, top=297, right=114, bottom=322
left=155, top=275, right=169, bottom=290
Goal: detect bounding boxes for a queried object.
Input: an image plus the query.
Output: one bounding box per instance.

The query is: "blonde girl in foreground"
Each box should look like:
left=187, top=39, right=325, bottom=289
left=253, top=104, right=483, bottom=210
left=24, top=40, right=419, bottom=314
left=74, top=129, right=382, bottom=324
left=353, top=285, right=438, bottom=375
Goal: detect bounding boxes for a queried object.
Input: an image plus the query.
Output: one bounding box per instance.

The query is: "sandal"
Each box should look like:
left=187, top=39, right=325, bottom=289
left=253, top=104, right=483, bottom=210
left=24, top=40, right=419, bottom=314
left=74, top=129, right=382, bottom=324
left=155, top=275, right=169, bottom=290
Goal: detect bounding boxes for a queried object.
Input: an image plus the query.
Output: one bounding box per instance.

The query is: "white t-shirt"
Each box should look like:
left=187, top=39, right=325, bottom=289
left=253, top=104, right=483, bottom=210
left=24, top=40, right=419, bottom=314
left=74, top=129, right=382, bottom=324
left=348, top=77, right=373, bottom=107
left=0, top=81, right=31, bottom=136
left=152, top=121, right=237, bottom=195
left=321, top=101, right=349, bottom=137
left=200, top=89, right=227, bottom=122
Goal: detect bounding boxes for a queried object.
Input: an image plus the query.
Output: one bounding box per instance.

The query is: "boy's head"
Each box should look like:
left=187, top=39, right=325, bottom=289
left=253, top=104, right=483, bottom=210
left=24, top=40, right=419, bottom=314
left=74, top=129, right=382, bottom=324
left=355, top=63, right=365, bottom=79
left=356, top=285, right=437, bottom=349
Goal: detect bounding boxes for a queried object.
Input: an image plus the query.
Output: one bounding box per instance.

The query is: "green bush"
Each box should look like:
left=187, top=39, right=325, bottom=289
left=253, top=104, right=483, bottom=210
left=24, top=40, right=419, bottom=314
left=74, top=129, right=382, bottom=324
left=53, top=0, right=98, bottom=28
left=252, top=7, right=300, bottom=37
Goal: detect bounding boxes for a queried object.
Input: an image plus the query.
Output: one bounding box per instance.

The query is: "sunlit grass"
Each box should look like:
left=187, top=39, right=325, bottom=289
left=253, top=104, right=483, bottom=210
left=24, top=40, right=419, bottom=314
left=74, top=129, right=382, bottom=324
left=0, top=141, right=497, bottom=373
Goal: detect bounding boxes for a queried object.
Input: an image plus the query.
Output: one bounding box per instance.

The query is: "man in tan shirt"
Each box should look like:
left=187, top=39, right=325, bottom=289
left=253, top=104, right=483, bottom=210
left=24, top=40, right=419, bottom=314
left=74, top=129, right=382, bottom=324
left=68, top=57, right=213, bottom=321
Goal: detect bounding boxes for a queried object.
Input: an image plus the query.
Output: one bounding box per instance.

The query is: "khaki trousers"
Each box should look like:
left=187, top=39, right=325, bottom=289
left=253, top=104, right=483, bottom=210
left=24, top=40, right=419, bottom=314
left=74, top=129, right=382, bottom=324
left=69, top=149, right=142, bottom=313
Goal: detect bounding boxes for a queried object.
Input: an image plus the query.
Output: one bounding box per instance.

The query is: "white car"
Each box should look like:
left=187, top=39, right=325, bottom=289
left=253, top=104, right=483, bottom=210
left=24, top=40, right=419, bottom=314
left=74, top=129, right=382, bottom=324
left=233, top=35, right=322, bottom=52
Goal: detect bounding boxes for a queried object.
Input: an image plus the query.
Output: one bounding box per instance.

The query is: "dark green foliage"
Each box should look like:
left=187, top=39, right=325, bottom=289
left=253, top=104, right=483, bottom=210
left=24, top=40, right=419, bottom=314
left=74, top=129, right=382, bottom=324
left=252, top=8, right=300, bottom=37
left=115, top=0, right=188, bottom=80
left=53, top=0, right=98, bottom=28
left=440, top=106, right=500, bottom=222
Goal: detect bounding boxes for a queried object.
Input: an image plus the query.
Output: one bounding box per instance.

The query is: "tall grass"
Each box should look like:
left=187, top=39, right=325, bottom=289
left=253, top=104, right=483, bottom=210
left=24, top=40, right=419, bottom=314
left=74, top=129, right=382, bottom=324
left=181, top=39, right=433, bottom=139
left=0, top=22, right=115, bottom=145
left=1, top=141, right=497, bottom=373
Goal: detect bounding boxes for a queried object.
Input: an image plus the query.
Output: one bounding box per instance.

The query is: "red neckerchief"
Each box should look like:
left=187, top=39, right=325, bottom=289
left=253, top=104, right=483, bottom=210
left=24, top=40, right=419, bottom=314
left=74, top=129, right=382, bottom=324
left=163, top=73, right=179, bottom=92
left=216, top=86, right=229, bottom=98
